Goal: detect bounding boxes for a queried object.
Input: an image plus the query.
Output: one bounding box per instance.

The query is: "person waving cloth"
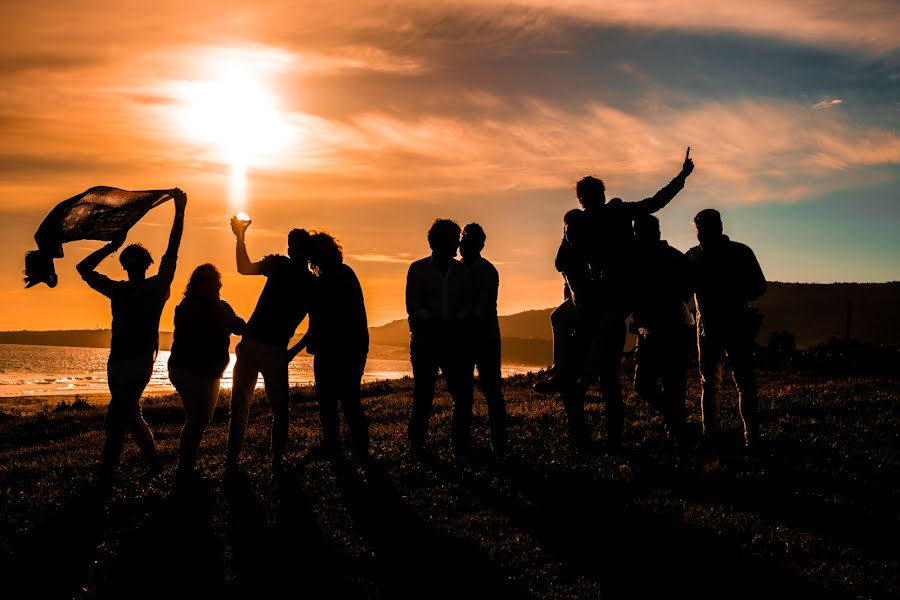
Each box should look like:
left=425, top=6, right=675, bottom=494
left=25, top=186, right=179, bottom=288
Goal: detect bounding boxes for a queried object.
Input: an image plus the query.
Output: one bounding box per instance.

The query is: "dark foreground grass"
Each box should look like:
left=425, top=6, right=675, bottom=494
left=0, top=372, right=897, bottom=599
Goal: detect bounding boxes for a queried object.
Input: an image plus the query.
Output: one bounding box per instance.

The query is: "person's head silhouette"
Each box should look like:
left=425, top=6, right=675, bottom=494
left=119, top=244, right=153, bottom=280
left=460, top=223, right=486, bottom=262
left=184, top=263, right=222, bottom=301
left=427, top=219, right=461, bottom=262
left=694, top=209, right=724, bottom=246
left=24, top=250, right=58, bottom=288
left=576, top=176, right=605, bottom=212
left=634, top=214, right=661, bottom=245
left=308, top=231, right=343, bottom=275
left=287, top=228, right=311, bottom=262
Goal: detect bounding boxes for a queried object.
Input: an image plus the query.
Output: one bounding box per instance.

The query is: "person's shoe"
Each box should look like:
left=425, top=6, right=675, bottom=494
left=532, top=376, right=563, bottom=395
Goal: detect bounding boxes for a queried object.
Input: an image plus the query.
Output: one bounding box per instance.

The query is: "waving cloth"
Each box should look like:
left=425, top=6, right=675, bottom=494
left=24, top=186, right=176, bottom=288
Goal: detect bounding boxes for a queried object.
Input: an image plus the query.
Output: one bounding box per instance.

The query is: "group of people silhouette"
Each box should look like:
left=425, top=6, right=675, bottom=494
left=76, top=147, right=766, bottom=488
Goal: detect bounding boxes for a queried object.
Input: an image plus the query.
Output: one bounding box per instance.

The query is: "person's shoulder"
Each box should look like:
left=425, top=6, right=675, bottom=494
left=260, top=254, right=292, bottom=276
left=450, top=258, right=468, bottom=272
left=661, top=241, right=686, bottom=259
left=477, top=257, right=499, bottom=275
left=727, top=239, right=757, bottom=257
left=339, top=262, right=359, bottom=280
left=408, top=256, right=431, bottom=273
left=685, top=244, right=703, bottom=261
left=262, top=253, right=290, bottom=267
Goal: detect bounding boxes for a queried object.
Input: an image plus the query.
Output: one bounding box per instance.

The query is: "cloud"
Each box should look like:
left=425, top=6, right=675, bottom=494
left=246, top=96, right=900, bottom=205
left=813, top=98, right=844, bottom=109
left=348, top=253, right=416, bottom=264
left=499, top=0, right=900, bottom=53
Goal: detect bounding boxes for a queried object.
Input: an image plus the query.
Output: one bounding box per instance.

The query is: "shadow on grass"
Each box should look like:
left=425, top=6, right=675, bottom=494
left=223, top=470, right=365, bottom=599
left=331, top=457, right=532, bottom=600
left=1, top=485, right=106, bottom=599
left=424, top=454, right=847, bottom=600
left=96, top=488, right=226, bottom=599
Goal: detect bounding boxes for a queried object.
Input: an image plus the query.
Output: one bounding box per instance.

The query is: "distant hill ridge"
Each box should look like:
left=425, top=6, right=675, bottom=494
left=2, top=282, right=897, bottom=365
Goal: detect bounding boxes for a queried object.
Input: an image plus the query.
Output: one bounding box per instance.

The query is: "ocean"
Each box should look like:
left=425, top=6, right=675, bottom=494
left=0, top=344, right=542, bottom=397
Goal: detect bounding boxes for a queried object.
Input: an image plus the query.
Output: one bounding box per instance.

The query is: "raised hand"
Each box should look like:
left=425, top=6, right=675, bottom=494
left=231, top=215, right=251, bottom=237
left=109, top=230, right=127, bottom=250
left=681, top=147, right=694, bottom=177
left=171, top=188, right=188, bottom=212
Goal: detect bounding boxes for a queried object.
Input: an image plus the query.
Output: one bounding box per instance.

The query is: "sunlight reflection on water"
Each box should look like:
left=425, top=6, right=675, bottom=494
left=0, top=344, right=541, bottom=398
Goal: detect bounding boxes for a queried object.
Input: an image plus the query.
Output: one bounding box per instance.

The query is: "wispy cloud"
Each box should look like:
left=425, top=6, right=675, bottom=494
left=244, top=96, right=900, bottom=205
left=347, top=253, right=416, bottom=264
left=814, top=98, right=844, bottom=109
left=501, top=0, right=900, bottom=53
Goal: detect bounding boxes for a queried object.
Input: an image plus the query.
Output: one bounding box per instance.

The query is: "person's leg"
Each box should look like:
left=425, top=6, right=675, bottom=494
left=446, top=337, right=475, bottom=455
left=313, top=356, right=341, bottom=452
left=550, top=299, right=577, bottom=372
left=698, top=330, right=724, bottom=437
left=409, top=336, right=439, bottom=452
left=597, top=321, right=626, bottom=449
left=659, top=327, right=690, bottom=441
left=633, top=333, right=663, bottom=413
left=100, top=358, right=131, bottom=479
left=726, top=331, right=760, bottom=445
left=174, top=368, right=221, bottom=477
left=260, top=345, right=290, bottom=468
left=127, top=357, right=159, bottom=462
left=226, top=341, right=260, bottom=467
left=339, top=354, right=370, bottom=460
left=477, top=334, right=507, bottom=456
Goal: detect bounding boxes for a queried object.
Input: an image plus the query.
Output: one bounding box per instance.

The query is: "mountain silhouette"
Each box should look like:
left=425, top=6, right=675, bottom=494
left=2, top=283, right=898, bottom=364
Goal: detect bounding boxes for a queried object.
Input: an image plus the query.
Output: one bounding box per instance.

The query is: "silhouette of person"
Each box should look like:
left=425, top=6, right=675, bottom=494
left=406, top=219, right=474, bottom=455
left=631, top=214, right=693, bottom=448
left=533, top=209, right=592, bottom=396
left=687, top=209, right=767, bottom=450
left=535, top=149, right=694, bottom=398
left=550, top=150, right=694, bottom=450
left=459, top=223, right=507, bottom=457
left=288, top=232, right=370, bottom=461
left=548, top=209, right=602, bottom=447
left=226, top=218, right=314, bottom=472
left=76, top=188, right=187, bottom=481
left=168, top=264, right=246, bottom=487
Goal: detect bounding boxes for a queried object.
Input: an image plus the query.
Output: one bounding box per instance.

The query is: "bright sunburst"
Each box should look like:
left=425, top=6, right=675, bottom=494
left=173, top=51, right=295, bottom=208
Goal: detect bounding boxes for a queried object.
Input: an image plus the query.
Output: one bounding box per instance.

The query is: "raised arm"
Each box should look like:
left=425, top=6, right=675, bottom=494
left=625, top=147, right=695, bottom=217
left=231, top=216, right=266, bottom=275
left=76, top=232, right=125, bottom=296
left=157, top=189, right=186, bottom=285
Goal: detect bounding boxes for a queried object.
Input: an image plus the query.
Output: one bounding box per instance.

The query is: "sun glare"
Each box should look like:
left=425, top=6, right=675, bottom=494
left=173, top=53, right=295, bottom=208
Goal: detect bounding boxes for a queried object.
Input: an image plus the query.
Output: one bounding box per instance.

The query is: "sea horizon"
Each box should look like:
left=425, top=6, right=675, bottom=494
left=0, top=343, right=545, bottom=399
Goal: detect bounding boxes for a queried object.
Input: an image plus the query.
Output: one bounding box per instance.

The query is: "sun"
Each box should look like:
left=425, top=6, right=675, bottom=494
left=173, top=54, right=295, bottom=207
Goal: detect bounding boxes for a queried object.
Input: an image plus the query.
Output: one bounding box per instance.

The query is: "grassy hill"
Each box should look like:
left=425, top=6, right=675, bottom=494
left=0, top=373, right=896, bottom=598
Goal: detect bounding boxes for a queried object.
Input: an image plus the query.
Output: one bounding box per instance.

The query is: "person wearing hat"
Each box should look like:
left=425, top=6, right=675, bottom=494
left=686, top=208, right=767, bottom=451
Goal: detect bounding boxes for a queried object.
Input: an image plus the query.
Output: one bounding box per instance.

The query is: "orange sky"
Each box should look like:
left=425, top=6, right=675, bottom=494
left=1, top=1, right=898, bottom=331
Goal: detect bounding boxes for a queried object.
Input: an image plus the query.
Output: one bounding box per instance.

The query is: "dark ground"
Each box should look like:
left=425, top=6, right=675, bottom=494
left=0, top=371, right=897, bottom=599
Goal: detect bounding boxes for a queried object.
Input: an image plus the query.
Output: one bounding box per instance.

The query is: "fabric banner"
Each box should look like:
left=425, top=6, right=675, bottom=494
left=24, top=186, right=176, bottom=288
